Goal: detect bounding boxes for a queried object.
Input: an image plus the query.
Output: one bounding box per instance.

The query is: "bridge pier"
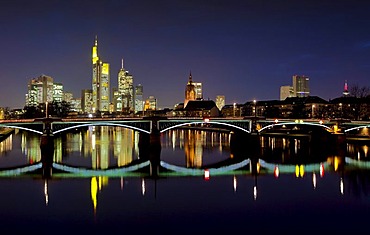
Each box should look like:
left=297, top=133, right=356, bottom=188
left=38, top=118, right=57, bottom=179
left=149, top=127, right=161, bottom=177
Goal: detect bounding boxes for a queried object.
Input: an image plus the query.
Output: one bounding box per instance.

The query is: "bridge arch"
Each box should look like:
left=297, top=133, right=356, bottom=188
left=0, top=124, right=43, bottom=135
left=344, top=125, right=370, bottom=133
left=159, top=121, right=251, bottom=134
left=53, top=122, right=151, bottom=135
left=258, top=122, right=332, bottom=133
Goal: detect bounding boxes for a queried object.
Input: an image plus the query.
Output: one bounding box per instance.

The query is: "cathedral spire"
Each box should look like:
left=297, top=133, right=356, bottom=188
left=121, top=58, right=124, bottom=69
left=188, top=71, right=192, bottom=84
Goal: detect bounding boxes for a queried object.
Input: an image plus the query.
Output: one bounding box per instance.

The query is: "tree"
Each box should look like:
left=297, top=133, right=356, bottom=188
left=350, top=84, right=370, bottom=98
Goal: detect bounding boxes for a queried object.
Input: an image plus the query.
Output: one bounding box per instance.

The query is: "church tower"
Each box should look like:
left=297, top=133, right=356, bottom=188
left=184, top=71, right=196, bottom=108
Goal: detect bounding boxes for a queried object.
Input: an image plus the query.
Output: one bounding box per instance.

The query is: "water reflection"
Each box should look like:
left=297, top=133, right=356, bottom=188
left=1, top=127, right=370, bottom=233
left=161, top=129, right=231, bottom=167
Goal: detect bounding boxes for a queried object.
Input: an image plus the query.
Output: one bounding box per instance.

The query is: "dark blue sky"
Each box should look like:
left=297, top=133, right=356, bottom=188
left=1, top=0, right=370, bottom=109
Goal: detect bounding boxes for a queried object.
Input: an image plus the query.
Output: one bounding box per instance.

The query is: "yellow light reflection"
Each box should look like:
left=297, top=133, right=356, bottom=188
left=91, top=177, right=98, bottom=214
left=295, top=165, right=299, bottom=178
left=300, top=165, right=304, bottom=177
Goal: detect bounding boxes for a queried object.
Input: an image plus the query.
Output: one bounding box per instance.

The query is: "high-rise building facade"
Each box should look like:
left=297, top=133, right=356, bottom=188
left=292, top=75, right=310, bottom=97
left=215, top=95, right=225, bottom=111
left=92, top=36, right=110, bottom=113
left=193, top=82, right=203, bottom=100
left=280, top=85, right=293, bottom=100
left=117, top=59, right=134, bottom=114
left=184, top=72, right=196, bottom=108
left=53, top=83, right=63, bottom=102
left=135, top=84, right=143, bottom=113
left=81, top=89, right=93, bottom=114
left=26, top=75, right=55, bottom=106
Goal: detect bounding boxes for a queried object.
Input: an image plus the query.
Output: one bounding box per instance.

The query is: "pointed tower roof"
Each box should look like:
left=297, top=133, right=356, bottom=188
left=188, top=71, right=193, bottom=84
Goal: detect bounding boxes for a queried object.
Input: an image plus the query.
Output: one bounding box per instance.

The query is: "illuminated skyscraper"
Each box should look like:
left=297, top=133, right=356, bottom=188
left=135, top=84, right=143, bottom=113
left=92, top=36, right=110, bottom=113
left=193, top=82, right=203, bottom=100
left=53, top=83, right=63, bottom=102
left=117, top=59, right=134, bottom=114
left=81, top=89, right=93, bottom=114
left=280, top=85, right=293, bottom=100
left=184, top=72, right=196, bottom=108
left=26, top=75, right=55, bottom=106
left=292, top=75, right=310, bottom=97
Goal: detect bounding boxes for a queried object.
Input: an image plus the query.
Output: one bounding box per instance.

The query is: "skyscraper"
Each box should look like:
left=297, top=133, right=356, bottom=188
left=184, top=72, right=196, bottom=108
left=135, top=84, right=143, bottom=113
left=292, top=75, right=310, bottom=97
left=81, top=89, right=93, bottom=114
left=193, top=82, right=203, bottom=100
left=280, top=85, right=293, bottom=100
left=117, top=59, right=134, bottom=114
left=26, top=75, right=55, bottom=106
left=92, top=36, right=110, bottom=113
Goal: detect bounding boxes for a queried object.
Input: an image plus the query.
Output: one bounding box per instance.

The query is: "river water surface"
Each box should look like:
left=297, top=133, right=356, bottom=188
left=0, top=126, right=369, bottom=234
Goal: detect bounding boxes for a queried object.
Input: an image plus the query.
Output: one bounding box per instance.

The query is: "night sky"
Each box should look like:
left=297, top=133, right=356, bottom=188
left=1, top=0, right=370, bottom=109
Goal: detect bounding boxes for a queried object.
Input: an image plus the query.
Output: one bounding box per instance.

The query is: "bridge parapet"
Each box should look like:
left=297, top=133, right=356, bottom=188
left=158, top=118, right=251, bottom=133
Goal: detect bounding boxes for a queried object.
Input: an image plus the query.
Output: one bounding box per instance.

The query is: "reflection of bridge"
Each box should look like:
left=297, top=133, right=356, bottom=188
left=1, top=157, right=368, bottom=178
left=1, top=117, right=369, bottom=135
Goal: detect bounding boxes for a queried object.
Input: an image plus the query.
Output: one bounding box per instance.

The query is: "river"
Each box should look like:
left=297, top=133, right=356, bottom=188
left=0, top=126, right=369, bottom=234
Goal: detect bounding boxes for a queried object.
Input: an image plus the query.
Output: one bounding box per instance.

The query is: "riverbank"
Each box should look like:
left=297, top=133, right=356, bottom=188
left=0, top=128, right=15, bottom=142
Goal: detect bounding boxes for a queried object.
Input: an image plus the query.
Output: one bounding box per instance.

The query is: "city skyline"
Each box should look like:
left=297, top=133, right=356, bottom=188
left=1, top=0, right=370, bottom=109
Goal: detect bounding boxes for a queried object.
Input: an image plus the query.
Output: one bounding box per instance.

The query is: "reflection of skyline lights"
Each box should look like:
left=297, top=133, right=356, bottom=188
left=274, top=165, right=279, bottom=178
left=313, top=173, right=317, bottom=189
left=44, top=180, right=49, bottom=206
left=141, top=178, right=146, bottom=195
left=340, top=177, right=344, bottom=195
left=204, top=169, right=210, bottom=180
left=0, top=134, right=12, bottom=153
left=233, top=175, right=237, bottom=192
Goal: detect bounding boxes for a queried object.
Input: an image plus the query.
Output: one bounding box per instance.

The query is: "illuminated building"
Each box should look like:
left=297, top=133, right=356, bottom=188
left=144, top=96, right=157, bottom=110
left=53, top=83, right=63, bottom=102
left=81, top=89, right=93, bottom=114
left=292, top=75, right=310, bottom=97
left=25, top=75, right=56, bottom=106
left=215, top=95, right=225, bottom=111
left=112, top=87, right=121, bottom=112
left=135, top=84, right=144, bottom=113
left=343, top=80, right=350, bottom=96
left=92, top=36, right=110, bottom=113
left=280, top=85, right=293, bottom=100
left=63, top=92, right=73, bottom=103
left=193, top=82, right=203, bottom=100
left=117, top=58, right=134, bottom=114
left=184, top=72, right=196, bottom=108
left=70, top=98, right=82, bottom=112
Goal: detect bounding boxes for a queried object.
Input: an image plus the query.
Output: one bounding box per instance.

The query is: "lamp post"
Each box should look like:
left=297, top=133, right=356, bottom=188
left=45, top=101, right=48, bottom=118
left=253, top=99, right=257, bottom=118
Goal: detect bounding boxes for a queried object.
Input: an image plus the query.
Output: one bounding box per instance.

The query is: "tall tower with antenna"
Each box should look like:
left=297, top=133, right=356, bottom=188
left=91, top=36, right=110, bottom=113
left=343, top=80, right=349, bottom=96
